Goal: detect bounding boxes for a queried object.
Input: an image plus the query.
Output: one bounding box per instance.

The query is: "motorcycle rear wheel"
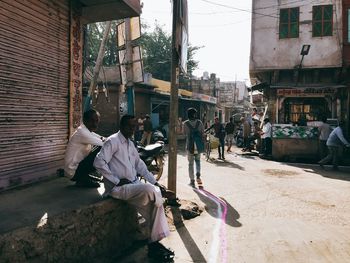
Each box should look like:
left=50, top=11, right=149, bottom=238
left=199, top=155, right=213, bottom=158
left=149, top=155, right=164, bottom=181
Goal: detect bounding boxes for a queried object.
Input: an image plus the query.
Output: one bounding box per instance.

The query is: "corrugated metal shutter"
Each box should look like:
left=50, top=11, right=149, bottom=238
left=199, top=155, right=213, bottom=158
left=0, top=0, right=70, bottom=190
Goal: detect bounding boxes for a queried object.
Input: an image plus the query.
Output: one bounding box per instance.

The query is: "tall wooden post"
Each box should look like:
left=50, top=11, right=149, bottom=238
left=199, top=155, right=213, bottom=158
left=84, top=21, right=112, bottom=111
left=168, top=0, right=180, bottom=194
left=125, top=18, right=135, bottom=115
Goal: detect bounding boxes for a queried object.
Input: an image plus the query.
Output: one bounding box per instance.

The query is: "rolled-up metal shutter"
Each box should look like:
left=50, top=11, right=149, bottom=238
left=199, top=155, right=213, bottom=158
left=0, top=0, right=69, bottom=190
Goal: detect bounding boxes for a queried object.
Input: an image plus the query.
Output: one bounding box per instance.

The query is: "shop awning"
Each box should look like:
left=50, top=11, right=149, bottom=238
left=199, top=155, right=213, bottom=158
left=270, top=84, right=346, bottom=89
left=80, top=0, right=141, bottom=23
left=151, top=78, right=192, bottom=97
left=248, top=82, right=269, bottom=92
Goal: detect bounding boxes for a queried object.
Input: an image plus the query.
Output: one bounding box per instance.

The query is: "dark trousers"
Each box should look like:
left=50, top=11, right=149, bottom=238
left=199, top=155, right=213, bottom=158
left=218, top=137, right=225, bottom=158
left=319, top=146, right=339, bottom=168
left=262, top=138, right=272, bottom=156
left=72, top=146, right=101, bottom=182
left=318, top=140, right=328, bottom=159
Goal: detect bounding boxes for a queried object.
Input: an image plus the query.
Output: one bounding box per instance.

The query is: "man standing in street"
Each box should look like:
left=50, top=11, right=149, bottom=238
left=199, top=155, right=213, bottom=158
left=93, top=115, right=174, bottom=260
left=318, top=121, right=350, bottom=170
left=241, top=117, right=251, bottom=152
left=183, top=108, right=205, bottom=187
left=140, top=114, right=153, bottom=146
left=318, top=116, right=332, bottom=159
left=206, top=117, right=226, bottom=160
left=64, top=109, right=104, bottom=188
left=260, top=118, right=272, bottom=157
left=225, top=117, right=235, bottom=153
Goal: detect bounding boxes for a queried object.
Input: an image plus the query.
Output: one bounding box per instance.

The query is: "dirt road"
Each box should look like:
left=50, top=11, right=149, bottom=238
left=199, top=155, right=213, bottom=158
left=159, top=146, right=350, bottom=263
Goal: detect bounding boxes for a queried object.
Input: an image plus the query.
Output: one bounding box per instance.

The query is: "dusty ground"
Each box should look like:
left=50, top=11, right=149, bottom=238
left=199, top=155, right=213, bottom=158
left=157, top=145, right=350, bottom=263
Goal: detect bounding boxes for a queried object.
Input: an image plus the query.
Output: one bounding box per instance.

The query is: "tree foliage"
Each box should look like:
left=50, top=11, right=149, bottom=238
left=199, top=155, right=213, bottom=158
left=85, top=21, right=119, bottom=68
left=139, top=23, right=201, bottom=81
left=84, top=22, right=201, bottom=82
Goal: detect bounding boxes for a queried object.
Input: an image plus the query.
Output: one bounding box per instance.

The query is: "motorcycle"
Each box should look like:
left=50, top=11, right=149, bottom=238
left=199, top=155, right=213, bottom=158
left=151, top=129, right=167, bottom=144
left=137, top=141, right=166, bottom=181
left=234, top=126, right=244, bottom=147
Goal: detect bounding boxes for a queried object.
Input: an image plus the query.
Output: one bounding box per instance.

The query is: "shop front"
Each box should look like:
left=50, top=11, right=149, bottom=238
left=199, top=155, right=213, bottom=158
left=274, top=86, right=343, bottom=124
left=271, top=86, right=345, bottom=161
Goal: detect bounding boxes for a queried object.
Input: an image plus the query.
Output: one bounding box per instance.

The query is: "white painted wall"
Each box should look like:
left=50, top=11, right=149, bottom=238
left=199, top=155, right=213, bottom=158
left=250, top=0, right=343, bottom=71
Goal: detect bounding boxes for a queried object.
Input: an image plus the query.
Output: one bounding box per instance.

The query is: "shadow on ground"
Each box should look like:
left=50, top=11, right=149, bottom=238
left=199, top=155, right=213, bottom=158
left=285, top=163, right=350, bottom=182
left=193, top=188, right=242, bottom=228
left=169, top=206, right=207, bottom=263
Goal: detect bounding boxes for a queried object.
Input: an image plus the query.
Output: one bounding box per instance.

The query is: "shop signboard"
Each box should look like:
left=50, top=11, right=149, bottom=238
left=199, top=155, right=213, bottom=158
left=192, top=92, right=217, bottom=104
left=277, top=88, right=336, bottom=97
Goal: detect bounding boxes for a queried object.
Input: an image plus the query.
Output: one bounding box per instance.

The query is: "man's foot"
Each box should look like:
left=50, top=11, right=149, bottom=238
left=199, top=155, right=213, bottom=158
left=76, top=179, right=100, bottom=188
left=189, top=179, right=195, bottom=187
left=148, top=242, right=174, bottom=261
left=196, top=177, right=202, bottom=185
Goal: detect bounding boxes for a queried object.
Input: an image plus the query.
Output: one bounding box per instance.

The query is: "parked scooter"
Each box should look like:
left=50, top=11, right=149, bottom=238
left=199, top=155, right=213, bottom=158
left=137, top=141, right=166, bottom=181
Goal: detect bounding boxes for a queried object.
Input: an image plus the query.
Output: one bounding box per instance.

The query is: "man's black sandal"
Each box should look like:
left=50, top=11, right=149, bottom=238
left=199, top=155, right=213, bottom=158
left=148, top=243, right=175, bottom=261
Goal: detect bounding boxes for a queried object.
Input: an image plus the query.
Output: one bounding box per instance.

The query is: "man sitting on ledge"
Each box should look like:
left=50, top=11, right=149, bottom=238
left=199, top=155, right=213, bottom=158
left=94, top=115, right=174, bottom=261
left=64, top=109, right=104, bottom=188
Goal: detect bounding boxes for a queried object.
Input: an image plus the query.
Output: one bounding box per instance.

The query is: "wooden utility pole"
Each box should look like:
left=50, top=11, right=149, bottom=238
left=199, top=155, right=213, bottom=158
left=125, top=18, right=135, bottom=115
left=168, top=0, right=180, bottom=194
left=85, top=21, right=112, bottom=111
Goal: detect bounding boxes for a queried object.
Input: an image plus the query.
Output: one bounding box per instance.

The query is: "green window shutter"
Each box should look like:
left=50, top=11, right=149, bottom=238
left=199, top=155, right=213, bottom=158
left=313, top=21, right=322, bottom=37
left=280, top=9, right=289, bottom=23
left=290, top=23, right=298, bottom=37
left=313, top=5, right=333, bottom=37
left=280, top=24, right=288, bottom=39
left=323, top=5, right=333, bottom=20
left=313, top=6, right=322, bottom=21
left=323, top=21, right=332, bottom=36
left=279, top=7, right=299, bottom=39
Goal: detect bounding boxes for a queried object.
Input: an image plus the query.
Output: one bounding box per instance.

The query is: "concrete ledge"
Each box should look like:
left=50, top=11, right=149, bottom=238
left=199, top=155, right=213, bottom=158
left=0, top=178, right=139, bottom=262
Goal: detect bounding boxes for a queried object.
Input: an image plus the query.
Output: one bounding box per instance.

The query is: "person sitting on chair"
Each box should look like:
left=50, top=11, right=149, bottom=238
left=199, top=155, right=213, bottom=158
left=64, top=109, right=104, bottom=188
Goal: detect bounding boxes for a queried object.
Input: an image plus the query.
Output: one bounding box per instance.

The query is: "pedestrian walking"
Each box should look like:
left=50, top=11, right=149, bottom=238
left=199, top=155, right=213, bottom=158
left=183, top=108, right=205, bottom=187
left=206, top=117, right=226, bottom=160
left=318, top=121, right=350, bottom=170
left=140, top=114, right=152, bottom=146
left=225, top=117, right=235, bottom=152
left=318, top=116, right=332, bottom=159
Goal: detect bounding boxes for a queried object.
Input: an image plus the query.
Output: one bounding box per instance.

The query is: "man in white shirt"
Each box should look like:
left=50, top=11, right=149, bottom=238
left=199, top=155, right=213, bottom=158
left=260, top=118, right=272, bottom=157
left=318, top=116, right=332, bottom=159
left=319, top=121, right=350, bottom=170
left=93, top=115, right=174, bottom=261
left=64, top=109, right=104, bottom=188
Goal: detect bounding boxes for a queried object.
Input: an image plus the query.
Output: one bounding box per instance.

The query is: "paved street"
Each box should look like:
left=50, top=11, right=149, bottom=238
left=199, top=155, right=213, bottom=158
left=157, top=145, right=350, bottom=263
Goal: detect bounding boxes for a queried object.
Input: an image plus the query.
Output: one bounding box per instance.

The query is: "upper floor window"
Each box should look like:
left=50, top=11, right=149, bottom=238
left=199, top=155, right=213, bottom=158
left=279, top=7, right=299, bottom=39
left=312, top=5, right=333, bottom=37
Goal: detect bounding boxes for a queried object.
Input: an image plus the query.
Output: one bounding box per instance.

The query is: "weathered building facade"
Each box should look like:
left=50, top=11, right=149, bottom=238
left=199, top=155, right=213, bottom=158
left=250, top=0, right=347, bottom=129
left=0, top=0, right=141, bottom=191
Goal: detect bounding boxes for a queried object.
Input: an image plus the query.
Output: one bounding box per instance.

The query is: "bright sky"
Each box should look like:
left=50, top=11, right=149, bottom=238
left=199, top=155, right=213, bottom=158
left=140, top=0, right=252, bottom=82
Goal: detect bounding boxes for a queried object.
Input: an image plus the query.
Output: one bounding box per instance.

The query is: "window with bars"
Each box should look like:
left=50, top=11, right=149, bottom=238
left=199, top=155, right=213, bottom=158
left=312, top=5, right=333, bottom=37
left=279, top=7, right=299, bottom=39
